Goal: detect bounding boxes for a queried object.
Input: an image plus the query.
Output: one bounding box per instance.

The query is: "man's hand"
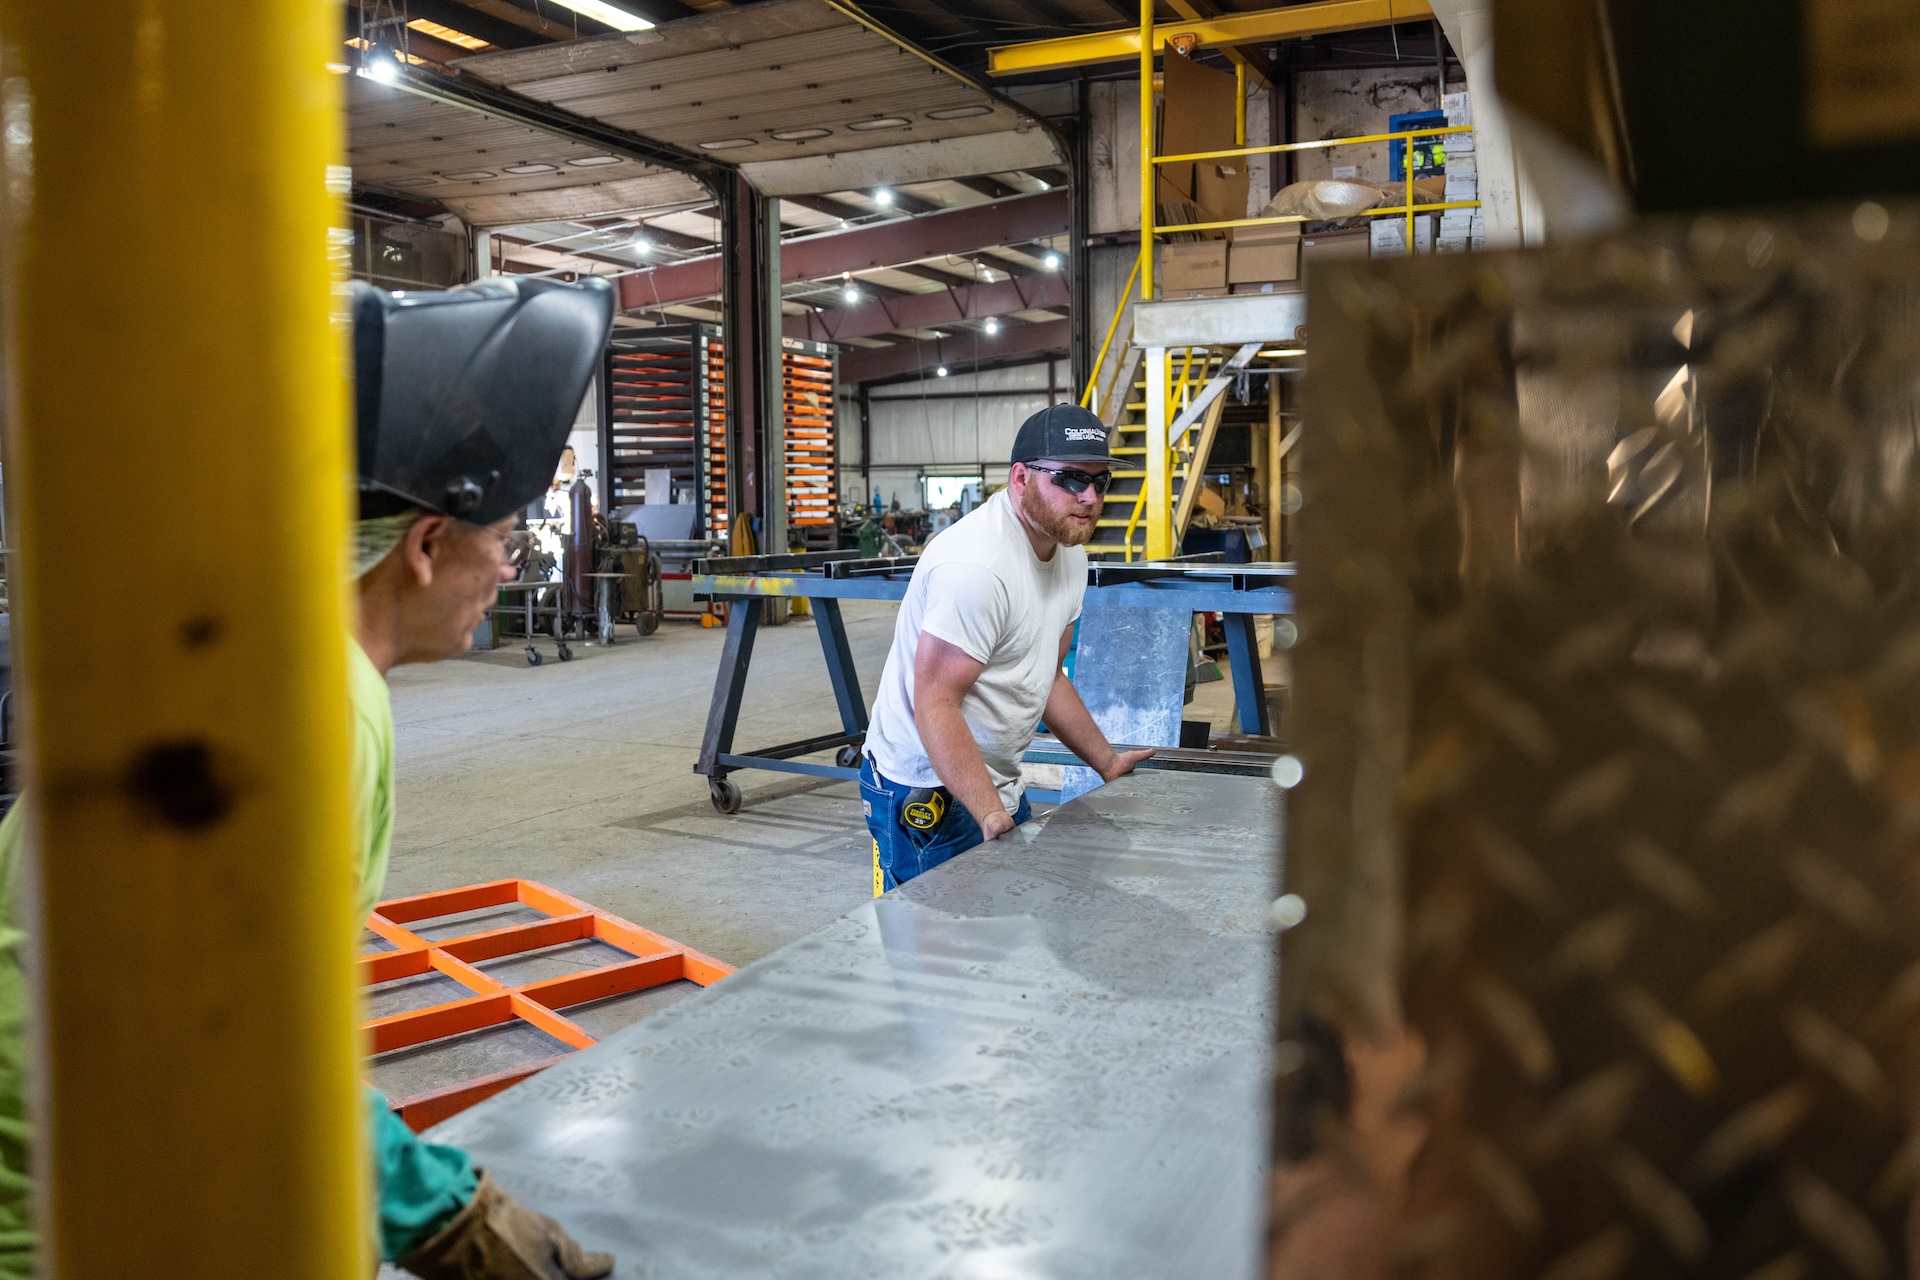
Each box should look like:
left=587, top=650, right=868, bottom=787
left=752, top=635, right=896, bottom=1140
left=1098, top=746, right=1156, bottom=783
left=979, top=808, right=1017, bottom=841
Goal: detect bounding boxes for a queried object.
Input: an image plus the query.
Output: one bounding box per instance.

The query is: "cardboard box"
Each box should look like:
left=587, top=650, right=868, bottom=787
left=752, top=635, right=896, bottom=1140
left=1237, top=218, right=1302, bottom=247
left=1443, top=90, right=1472, bottom=127
left=1445, top=174, right=1478, bottom=203
left=1161, top=241, right=1227, bottom=292
left=1229, top=239, right=1300, bottom=284
left=1302, top=228, right=1371, bottom=270
left=1231, top=280, right=1301, bottom=295
left=1159, top=51, right=1246, bottom=240
left=1367, top=217, right=1432, bottom=257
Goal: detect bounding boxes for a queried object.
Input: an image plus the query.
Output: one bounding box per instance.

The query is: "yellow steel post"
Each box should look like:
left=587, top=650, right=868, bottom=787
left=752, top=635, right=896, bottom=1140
left=1405, top=127, right=1420, bottom=254
left=1267, top=372, right=1282, bottom=559
left=0, top=1, right=364, bottom=1276
left=1146, top=347, right=1173, bottom=559
left=1139, top=0, right=1155, bottom=302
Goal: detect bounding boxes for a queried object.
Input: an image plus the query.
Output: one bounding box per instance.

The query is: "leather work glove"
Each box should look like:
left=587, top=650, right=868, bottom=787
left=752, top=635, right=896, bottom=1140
left=399, top=1171, right=614, bottom=1280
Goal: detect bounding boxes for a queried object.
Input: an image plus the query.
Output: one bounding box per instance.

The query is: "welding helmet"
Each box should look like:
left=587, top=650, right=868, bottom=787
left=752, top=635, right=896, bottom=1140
left=349, top=275, right=613, bottom=524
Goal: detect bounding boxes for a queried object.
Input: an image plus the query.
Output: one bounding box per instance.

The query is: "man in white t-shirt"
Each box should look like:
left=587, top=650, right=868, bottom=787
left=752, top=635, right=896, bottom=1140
left=860, top=404, right=1155, bottom=891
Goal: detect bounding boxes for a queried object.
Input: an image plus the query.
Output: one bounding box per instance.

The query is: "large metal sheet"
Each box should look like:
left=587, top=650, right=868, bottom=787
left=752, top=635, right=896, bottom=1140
left=1281, top=205, right=1920, bottom=1277
left=1060, top=595, right=1193, bottom=802
left=432, top=770, right=1279, bottom=1278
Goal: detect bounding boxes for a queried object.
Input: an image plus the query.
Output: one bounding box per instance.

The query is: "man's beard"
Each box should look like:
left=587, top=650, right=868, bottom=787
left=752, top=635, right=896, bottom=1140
left=1020, top=479, right=1098, bottom=547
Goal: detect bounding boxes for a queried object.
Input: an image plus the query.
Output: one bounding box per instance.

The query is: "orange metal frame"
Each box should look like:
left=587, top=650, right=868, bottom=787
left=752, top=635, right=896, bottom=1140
left=361, top=879, right=733, bottom=1131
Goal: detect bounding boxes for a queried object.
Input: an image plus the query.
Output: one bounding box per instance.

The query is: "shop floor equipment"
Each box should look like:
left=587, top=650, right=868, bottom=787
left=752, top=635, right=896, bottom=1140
left=361, top=879, right=733, bottom=1131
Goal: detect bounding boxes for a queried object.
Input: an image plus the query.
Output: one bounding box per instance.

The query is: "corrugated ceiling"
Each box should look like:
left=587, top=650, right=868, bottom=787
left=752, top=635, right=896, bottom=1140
left=452, top=0, right=1060, bottom=194
left=346, top=74, right=706, bottom=222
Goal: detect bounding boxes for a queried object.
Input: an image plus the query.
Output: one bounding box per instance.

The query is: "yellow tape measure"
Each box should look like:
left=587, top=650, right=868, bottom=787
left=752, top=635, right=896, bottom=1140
left=902, top=788, right=947, bottom=831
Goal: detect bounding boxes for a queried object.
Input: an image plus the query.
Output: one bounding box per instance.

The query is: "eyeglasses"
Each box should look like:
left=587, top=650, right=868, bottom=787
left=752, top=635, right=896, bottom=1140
left=480, top=525, right=533, bottom=569
left=1024, top=464, right=1113, bottom=497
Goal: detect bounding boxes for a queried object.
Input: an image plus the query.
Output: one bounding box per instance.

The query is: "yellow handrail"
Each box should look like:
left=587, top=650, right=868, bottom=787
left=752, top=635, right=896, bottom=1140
left=1080, top=248, right=1144, bottom=414
left=1153, top=123, right=1473, bottom=166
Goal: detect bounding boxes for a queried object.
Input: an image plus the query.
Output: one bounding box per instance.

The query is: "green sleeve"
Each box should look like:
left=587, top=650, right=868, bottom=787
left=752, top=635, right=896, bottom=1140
left=367, top=1087, right=477, bottom=1261
left=0, top=805, right=35, bottom=1280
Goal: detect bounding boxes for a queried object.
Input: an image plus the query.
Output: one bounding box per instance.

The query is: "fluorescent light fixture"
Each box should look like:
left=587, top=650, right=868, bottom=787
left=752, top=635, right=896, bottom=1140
left=1043, top=252, right=1062, bottom=270
left=444, top=170, right=496, bottom=181
left=546, top=0, right=655, bottom=31
left=842, top=283, right=860, bottom=304
left=873, top=188, right=895, bottom=208
left=984, top=317, right=1000, bottom=334
left=501, top=162, right=557, bottom=175
left=770, top=127, right=831, bottom=141
left=936, top=366, right=949, bottom=377
left=847, top=116, right=911, bottom=131
left=566, top=155, right=624, bottom=168
left=364, top=48, right=400, bottom=82
left=926, top=104, right=993, bottom=121
left=698, top=138, right=756, bottom=151
left=631, top=236, right=652, bottom=253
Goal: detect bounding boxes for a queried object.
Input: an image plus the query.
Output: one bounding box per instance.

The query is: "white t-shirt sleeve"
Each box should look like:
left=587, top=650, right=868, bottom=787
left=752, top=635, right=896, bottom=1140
left=916, top=561, right=1008, bottom=664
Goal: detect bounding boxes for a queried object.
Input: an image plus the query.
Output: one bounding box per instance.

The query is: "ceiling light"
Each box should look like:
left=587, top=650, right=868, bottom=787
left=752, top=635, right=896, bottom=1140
left=545, top=0, right=655, bottom=31
left=631, top=236, right=652, bottom=253
left=1043, top=252, right=1062, bottom=270
left=444, top=170, right=496, bottom=181
left=873, top=188, right=895, bottom=208
left=984, top=317, right=1000, bottom=334
left=363, top=47, right=400, bottom=82
left=926, top=104, right=993, bottom=121
left=698, top=138, right=756, bottom=151
left=842, top=283, right=860, bottom=304
left=1035, top=180, right=1050, bottom=190
left=567, top=155, right=624, bottom=168
left=502, top=162, right=557, bottom=175
left=936, top=366, right=949, bottom=377
left=769, top=127, right=831, bottom=141
left=846, top=116, right=911, bottom=131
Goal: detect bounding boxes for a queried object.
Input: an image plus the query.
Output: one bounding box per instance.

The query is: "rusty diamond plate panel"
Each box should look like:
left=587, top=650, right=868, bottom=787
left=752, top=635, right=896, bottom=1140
left=1283, top=203, right=1920, bottom=1280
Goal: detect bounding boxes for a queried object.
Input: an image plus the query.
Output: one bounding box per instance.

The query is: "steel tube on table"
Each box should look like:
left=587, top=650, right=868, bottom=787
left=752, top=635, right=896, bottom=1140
left=432, top=770, right=1279, bottom=1277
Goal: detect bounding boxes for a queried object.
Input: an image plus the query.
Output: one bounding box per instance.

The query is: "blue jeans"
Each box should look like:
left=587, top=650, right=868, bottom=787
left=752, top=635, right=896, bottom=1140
left=860, top=757, right=1032, bottom=893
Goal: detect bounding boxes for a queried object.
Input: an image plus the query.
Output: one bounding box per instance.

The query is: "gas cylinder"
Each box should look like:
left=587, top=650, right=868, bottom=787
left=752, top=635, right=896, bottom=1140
left=564, top=475, right=593, bottom=612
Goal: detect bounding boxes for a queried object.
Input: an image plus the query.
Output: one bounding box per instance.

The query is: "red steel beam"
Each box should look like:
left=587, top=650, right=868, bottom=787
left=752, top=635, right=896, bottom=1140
left=616, top=190, right=1069, bottom=312
left=838, top=318, right=1072, bottom=385
left=786, top=272, right=1068, bottom=344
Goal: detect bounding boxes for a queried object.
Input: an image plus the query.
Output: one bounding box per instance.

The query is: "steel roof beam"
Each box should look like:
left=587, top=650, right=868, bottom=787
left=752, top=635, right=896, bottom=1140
left=838, top=318, right=1071, bottom=384
left=786, top=271, right=1068, bottom=344
left=986, top=0, right=1433, bottom=76
left=379, top=56, right=723, bottom=185
left=616, top=189, right=1068, bottom=311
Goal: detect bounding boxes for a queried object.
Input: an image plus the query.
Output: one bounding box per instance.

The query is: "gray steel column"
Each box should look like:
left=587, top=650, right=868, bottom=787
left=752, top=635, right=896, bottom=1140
left=719, top=173, right=784, bottom=556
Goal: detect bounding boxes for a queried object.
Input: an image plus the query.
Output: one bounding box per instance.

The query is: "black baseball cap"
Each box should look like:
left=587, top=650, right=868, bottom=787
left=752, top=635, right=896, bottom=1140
left=1010, top=403, right=1125, bottom=468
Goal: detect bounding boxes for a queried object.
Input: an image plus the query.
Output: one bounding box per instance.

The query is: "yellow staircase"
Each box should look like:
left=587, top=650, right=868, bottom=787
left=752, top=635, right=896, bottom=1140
left=1088, top=340, right=1262, bottom=561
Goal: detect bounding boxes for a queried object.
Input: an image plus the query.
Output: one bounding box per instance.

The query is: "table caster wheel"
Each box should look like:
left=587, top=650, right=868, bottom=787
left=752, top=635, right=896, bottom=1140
left=836, top=745, right=861, bottom=769
left=525, top=649, right=543, bottom=667
left=709, top=778, right=741, bottom=814
left=557, top=643, right=573, bottom=662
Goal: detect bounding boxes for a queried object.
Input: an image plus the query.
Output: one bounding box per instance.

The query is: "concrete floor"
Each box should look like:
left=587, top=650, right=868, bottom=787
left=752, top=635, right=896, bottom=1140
left=365, top=599, right=1253, bottom=1104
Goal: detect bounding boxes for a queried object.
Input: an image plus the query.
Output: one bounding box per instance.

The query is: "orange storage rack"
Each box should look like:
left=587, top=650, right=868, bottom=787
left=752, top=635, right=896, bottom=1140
left=782, top=338, right=838, bottom=537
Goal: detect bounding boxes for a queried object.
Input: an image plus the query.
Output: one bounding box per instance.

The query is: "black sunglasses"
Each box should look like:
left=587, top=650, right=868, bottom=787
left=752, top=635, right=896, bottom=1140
left=1024, top=464, right=1113, bottom=497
